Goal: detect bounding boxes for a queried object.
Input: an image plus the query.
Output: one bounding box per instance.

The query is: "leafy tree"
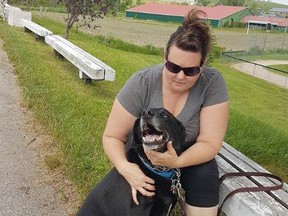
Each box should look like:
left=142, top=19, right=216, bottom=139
left=58, top=0, right=116, bottom=39
left=217, top=0, right=245, bottom=6
left=249, top=1, right=258, bottom=12
left=196, top=0, right=212, bottom=6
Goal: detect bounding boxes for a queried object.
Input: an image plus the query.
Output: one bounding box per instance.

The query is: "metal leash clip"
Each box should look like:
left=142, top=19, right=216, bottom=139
left=170, top=169, right=186, bottom=216
left=171, top=168, right=181, bottom=195
left=171, top=179, right=181, bottom=197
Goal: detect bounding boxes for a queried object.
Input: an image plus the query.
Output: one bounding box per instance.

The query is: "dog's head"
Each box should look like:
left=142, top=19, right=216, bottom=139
left=133, top=108, right=186, bottom=159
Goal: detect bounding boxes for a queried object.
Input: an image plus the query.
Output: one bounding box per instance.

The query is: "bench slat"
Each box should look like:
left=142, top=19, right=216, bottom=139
left=20, top=19, right=52, bottom=37
left=221, top=142, right=288, bottom=194
left=220, top=148, right=288, bottom=200
left=217, top=155, right=288, bottom=216
left=45, top=35, right=115, bottom=81
left=217, top=142, right=288, bottom=216
left=51, top=35, right=115, bottom=81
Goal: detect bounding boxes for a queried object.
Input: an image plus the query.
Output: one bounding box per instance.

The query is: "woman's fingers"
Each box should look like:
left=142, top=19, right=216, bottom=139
left=122, top=162, right=156, bottom=204
left=131, top=182, right=156, bottom=205
left=143, top=182, right=155, bottom=191
left=144, top=141, right=179, bottom=168
left=138, top=186, right=155, bottom=196
left=143, top=176, right=155, bottom=187
left=131, top=187, right=139, bottom=205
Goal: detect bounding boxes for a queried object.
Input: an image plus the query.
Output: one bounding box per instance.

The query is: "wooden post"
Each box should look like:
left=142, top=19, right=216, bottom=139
left=246, top=21, right=250, bottom=34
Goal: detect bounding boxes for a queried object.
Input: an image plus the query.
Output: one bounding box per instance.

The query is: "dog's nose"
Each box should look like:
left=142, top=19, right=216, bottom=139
left=141, top=109, right=154, bottom=119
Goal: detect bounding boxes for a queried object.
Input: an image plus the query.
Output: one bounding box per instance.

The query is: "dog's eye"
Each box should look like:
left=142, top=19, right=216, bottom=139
left=160, top=112, right=169, bottom=119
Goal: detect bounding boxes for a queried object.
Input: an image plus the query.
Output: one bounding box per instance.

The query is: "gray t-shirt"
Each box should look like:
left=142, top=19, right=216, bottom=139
left=117, top=64, right=228, bottom=146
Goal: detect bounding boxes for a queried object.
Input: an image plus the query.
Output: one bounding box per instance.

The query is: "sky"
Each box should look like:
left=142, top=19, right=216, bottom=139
left=270, top=0, right=288, bottom=6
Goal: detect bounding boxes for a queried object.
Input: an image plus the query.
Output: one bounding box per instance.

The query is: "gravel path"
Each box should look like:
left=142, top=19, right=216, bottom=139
left=233, top=60, right=288, bottom=89
left=0, top=38, right=68, bottom=216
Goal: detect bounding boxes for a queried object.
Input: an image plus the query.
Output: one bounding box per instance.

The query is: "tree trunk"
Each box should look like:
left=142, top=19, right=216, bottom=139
left=65, top=22, right=70, bottom=40
left=65, top=14, right=78, bottom=40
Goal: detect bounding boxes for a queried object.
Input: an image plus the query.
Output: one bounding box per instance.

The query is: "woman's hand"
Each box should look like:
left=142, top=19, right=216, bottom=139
left=118, top=162, right=155, bottom=205
left=145, top=141, right=180, bottom=168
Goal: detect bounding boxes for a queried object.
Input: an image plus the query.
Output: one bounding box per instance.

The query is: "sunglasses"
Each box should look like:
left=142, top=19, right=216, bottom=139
left=165, top=61, right=201, bottom=76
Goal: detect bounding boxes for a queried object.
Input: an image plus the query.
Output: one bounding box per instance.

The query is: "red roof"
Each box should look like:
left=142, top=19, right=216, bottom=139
left=126, top=3, right=248, bottom=20
left=243, top=15, right=288, bottom=27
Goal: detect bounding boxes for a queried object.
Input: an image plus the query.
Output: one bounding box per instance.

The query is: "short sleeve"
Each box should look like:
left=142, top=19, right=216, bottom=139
left=117, top=72, right=147, bottom=117
left=203, top=72, right=229, bottom=107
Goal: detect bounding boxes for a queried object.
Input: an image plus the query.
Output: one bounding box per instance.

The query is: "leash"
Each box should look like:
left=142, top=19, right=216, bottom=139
left=138, top=155, right=186, bottom=215
left=217, top=172, right=283, bottom=216
left=170, top=168, right=186, bottom=216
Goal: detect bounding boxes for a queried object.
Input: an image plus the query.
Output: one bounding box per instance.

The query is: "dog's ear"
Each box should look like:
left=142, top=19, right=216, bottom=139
left=126, top=119, right=142, bottom=162
left=132, top=118, right=142, bottom=147
left=132, top=118, right=146, bottom=159
left=172, top=121, right=186, bottom=155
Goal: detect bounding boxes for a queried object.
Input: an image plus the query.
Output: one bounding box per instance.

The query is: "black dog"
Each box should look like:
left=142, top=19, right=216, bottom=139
left=77, top=108, right=186, bottom=216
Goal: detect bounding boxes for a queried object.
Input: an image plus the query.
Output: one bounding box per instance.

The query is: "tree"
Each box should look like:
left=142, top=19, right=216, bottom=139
left=196, top=0, right=212, bottom=6
left=58, top=0, right=116, bottom=39
left=217, top=0, right=245, bottom=6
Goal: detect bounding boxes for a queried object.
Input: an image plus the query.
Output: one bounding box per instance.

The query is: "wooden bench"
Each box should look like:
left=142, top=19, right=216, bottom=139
left=20, top=19, right=53, bottom=41
left=45, top=35, right=116, bottom=83
left=217, top=142, right=288, bottom=216
left=0, top=1, right=7, bottom=20
left=2, top=4, right=31, bottom=27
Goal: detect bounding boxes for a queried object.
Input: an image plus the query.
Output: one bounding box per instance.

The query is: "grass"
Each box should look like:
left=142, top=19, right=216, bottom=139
left=0, top=15, right=287, bottom=209
left=266, top=64, right=288, bottom=76
left=221, top=50, right=288, bottom=76
left=0, top=17, right=162, bottom=197
left=215, top=61, right=288, bottom=179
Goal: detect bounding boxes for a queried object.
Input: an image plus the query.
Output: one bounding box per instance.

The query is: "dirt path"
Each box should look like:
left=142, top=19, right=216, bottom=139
left=0, top=38, right=75, bottom=215
left=233, top=60, right=288, bottom=89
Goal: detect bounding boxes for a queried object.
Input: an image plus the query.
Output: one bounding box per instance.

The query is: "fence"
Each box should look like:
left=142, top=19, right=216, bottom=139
left=246, top=33, right=287, bottom=51
left=220, top=51, right=288, bottom=89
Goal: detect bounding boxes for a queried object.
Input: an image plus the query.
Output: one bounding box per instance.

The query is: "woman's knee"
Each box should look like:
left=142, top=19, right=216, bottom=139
left=185, top=203, right=219, bottom=216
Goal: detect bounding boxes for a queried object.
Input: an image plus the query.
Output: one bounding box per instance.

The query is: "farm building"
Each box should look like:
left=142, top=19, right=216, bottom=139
left=125, top=2, right=253, bottom=28
left=160, top=0, right=196, bottom=4
left=269, top=8, right=288, bottom=18
left=243, top=15, right=288, bottom=32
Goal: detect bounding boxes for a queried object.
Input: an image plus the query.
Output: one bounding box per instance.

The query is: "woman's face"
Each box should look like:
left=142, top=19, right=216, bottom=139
left=164, top=45, right=202, bottom=93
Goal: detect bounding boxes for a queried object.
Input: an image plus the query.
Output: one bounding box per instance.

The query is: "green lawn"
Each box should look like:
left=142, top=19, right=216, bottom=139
left=266, top=64, right=288, bottom=76
left=215, top=61, right=288, bottom=178
left=0, top=16, right=287, bottom=209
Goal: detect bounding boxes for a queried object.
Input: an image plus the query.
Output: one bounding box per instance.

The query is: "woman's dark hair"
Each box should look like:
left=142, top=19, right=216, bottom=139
left=165, top=8, right=211, bottom=66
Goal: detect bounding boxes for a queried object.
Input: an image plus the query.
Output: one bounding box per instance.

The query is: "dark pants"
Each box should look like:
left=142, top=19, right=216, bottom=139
left=180, top=159, right=219, bottom=207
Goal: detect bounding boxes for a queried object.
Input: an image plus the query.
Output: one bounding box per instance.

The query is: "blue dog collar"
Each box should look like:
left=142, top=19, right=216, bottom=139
left=139, top=155, right=175, bottom=179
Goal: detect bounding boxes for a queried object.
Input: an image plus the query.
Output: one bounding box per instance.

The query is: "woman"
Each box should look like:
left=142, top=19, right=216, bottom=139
left=103, top=8, right=228, bottom=216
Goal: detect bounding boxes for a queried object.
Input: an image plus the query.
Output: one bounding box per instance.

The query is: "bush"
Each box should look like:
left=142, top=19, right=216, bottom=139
left=247, top=46, right=264, bottom=56
left=223, top=20, right=245, bottom=28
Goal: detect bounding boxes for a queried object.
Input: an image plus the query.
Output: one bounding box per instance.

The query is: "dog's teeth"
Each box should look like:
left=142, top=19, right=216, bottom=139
left=143, top=144, right=158, bottom=150
left=144, top=135, right=156, bottom=142
left=143, top=134, right=163, bottom=144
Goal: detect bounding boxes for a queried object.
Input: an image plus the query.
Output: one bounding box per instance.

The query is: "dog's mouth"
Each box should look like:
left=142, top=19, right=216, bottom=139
left=142, top=123, right=168, bottom=150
